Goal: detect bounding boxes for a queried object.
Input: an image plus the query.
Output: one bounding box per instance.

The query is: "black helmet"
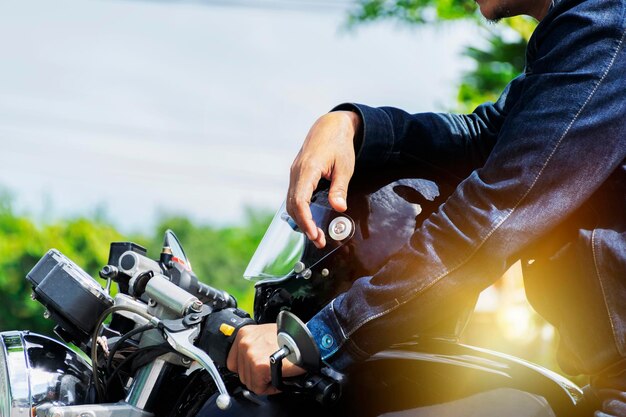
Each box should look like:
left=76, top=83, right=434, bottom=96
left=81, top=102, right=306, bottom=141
left=246, top=168, right=459, bottom=325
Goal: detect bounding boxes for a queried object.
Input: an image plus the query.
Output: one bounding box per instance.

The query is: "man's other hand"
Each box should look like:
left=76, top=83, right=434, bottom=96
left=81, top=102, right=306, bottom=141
left=226, top=324, right=306, bottom=395
left=287, top=111, right=361, bottom=249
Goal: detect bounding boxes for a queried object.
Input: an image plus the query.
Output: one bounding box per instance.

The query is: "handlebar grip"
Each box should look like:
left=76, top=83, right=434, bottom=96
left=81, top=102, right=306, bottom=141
left=198, top=307, right=255, bottom=367
left=195, top=282, right=237, bottom=310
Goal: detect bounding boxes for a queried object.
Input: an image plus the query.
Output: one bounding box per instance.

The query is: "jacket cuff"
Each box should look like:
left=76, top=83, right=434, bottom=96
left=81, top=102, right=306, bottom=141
left=306, top=298, right=367, bottom=371
left=331, top=103, right=395, bottom=168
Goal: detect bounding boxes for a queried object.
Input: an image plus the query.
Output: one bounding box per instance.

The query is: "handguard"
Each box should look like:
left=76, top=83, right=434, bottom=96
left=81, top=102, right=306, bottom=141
left=198, top=308, right=255, bottom=368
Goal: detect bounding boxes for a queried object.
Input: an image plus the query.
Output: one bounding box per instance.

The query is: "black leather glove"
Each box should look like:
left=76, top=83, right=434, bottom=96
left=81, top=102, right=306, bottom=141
left=198, top=308, right=255, bottom=368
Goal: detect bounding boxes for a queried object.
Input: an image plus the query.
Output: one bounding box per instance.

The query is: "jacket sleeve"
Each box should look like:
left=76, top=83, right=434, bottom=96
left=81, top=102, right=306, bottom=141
left=333, top=73, right=525, bottom=179
left=308, top=0, right=626, bottom=370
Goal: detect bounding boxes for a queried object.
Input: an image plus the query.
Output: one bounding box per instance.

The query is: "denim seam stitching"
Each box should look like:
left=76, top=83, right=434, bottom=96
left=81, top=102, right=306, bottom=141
left=330, top=298, right=348, bottom=340
left=357, top=105, right=370, bottom=164
left=591, top=229, right=621, bottom=356
left=347, top=339, right=371, bottom=358
left=342, top=26, right=626, bottom=340
left=318, top=299, right=346, bottom=360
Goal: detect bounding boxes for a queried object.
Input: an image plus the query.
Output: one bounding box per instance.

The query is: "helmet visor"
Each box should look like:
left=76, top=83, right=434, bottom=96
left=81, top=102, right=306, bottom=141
left=244, top=201, right=354, bottom=283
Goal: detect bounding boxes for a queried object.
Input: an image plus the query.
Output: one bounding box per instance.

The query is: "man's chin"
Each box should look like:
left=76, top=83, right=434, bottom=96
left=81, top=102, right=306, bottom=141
left=482, top=8, right=511, bottom=22
left=475, top=0, right=513, bottom=22
left=483, top=10, right=504, bottom=23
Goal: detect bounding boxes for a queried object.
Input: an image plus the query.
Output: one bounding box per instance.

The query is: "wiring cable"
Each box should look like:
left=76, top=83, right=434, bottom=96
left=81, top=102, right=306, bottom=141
left=105, top=323, right=155, bottom=375
left=90, top=305, right=160, bottom=401
left=104, top=343, right=174, bottom=396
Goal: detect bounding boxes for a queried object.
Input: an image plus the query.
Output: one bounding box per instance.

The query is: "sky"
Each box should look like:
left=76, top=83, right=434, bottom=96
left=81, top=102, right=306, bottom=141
left=0, top=0, right=476, bottom=233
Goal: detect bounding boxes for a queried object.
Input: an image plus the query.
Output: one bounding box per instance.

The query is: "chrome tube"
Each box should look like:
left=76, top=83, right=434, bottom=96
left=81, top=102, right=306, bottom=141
left=145, top=274, right=200, bottom=317
left=125, top=359, right=169, bottom=411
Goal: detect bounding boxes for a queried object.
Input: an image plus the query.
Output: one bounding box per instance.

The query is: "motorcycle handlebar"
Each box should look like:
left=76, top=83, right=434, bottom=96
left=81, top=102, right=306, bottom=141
left=116, top=250, right=237, bottom=311
left=195, top=281, right=237, bottom=310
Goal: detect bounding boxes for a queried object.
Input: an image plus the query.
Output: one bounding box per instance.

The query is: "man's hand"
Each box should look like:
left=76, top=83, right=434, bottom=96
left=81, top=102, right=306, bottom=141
left=287, top=111, right=361, bottom=248
left=226, top=324, right=305, bottom=395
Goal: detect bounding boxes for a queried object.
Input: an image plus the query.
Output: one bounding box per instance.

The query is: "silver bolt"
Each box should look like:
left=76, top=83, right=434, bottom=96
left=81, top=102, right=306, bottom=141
left=43, top=310, right=51, bottom=319
left=301, top=269, right=312, bottom=280
left=181, top=357, right=191, bottom=366
left=294, top=261, right=306, bottom=274
left=332, top=221, right=346, bottom=235
left=328, top=216, right=352, bottom=241
left=190, top=300, right=203, bottom=312
left=321, top=269, right=330, bottom=277
left=148, top=298, right=157, bottom=307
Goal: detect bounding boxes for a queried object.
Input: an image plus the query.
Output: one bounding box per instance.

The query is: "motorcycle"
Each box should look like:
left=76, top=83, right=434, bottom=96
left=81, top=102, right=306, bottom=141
left=0, top=177, right=593, bottom=417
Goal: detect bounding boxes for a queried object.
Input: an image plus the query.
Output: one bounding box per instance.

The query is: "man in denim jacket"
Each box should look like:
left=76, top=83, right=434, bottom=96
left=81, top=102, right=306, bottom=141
left=228, top=0, right=626, bottom=414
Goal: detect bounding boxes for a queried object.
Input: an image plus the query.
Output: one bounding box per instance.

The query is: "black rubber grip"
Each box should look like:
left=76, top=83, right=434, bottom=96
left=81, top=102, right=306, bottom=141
left=198, top=308, right=255, bottom=367
left=195, top=282, right=237, bottom=310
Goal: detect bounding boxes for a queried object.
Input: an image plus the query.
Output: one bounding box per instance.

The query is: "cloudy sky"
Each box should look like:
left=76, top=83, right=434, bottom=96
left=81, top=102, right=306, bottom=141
left=0, top=0, right=476, bottom=233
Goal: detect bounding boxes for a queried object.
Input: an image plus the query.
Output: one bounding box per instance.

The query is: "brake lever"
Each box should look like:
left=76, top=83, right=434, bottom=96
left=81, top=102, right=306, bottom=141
left=162, top=325, right=232, bottom=410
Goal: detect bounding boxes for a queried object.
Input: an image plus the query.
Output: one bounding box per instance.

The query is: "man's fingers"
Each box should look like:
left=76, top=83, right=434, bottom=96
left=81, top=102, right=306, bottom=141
left=228, top=324, right=307, bottom=396
left=248, top=360, right=271, bottom=395
left=311, top=227, right=326, bottom=249
left=283, top=362, right=306, bottom=378
left=226, top=341, right=239, bottom=373
left=237, top=345, right=247, bottom=386
left=262, top=386, right=281, bottom=396
left=295, top=201, right=317, bottom=242
left=244, top=359, right=253, bottom=392
left=288, top=167, right=321, bottom=241
left=328, top=161, right=353, bottom=213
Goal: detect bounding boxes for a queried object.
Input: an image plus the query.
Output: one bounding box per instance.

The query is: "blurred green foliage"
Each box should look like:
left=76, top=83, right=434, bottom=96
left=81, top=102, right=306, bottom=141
left=349, top=0, right=537, bottom=111
left=0, top=191, right=269, bottom=335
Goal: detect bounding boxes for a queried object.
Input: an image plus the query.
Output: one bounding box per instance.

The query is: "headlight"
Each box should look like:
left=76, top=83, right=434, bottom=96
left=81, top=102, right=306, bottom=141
left=0, top=334, right=12, bottom=417
left=0, top=331, right=93, bottom=417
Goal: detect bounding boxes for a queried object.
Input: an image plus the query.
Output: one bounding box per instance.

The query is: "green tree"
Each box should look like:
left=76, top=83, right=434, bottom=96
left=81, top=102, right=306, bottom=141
left=348, top=0, right=537, bottom=111
left=0, top=193, right=125, bottom=335
left=145, top=209, right=271, bottom=313
left=0, top=188, right=271, bottom=334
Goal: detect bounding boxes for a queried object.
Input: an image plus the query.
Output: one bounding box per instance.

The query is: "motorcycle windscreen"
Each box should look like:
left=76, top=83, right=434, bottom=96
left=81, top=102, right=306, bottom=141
left=244, top=201, right=354, bottom=283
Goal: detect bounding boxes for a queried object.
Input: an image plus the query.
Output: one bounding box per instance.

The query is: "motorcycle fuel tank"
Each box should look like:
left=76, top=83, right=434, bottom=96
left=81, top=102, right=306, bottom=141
left=197, top=339, right=590, bottom=417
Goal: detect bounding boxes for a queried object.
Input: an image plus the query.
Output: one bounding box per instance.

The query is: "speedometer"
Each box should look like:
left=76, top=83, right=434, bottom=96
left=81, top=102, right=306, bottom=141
left=26, top=250, right=113, bottom=344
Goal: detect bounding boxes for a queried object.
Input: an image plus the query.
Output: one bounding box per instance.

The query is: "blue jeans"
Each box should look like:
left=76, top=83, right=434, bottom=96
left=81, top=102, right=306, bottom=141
left=307, top=0, right=626, bottom=386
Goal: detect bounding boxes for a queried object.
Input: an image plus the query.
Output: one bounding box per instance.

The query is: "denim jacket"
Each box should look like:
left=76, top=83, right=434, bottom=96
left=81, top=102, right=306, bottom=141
left=306, top=0, right=626, bottom=376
